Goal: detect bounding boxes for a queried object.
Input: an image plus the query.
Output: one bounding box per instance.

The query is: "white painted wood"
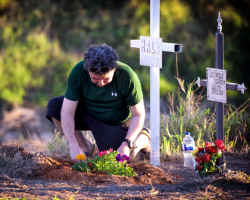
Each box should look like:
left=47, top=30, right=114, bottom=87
left=149, top=0, right=160, bottom=166
left=130, top=40, right=140, bottom=48
left=140, top=36, right=162, bottom=68
left=162, top=42, right=182, bottom=52
left=131, top=40, right=182, bottom=53
left=130, top=0, right=182, bottom=166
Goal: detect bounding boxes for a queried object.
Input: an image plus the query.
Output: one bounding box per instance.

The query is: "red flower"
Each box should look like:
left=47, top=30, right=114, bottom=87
left=196, top=157, right=202, bottom=164
left=98, top=151, right=103, bottom=157
left=205, top=142, right=213, bottom=147
left=215, top=139, right=226, bottom=151
left=205, top=146, right=217, bottom=154
left=109, top=148, right=113, bottom=153
left=103, top=150, right=108, bottom=155
left=202, top=153, right=211, bottom=162
left=198, top=148, right=204, bottom=152
left=196, top=164, right=202, bottom=171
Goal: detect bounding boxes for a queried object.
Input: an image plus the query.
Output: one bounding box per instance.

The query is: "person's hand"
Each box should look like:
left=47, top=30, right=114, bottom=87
left=69, top=145, right=85, bottom=163
left=117, top=142, right=130, bottom=157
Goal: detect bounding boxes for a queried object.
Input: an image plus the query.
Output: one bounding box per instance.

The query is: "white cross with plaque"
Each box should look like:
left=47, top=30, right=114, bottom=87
left=130, top=0, right=182, bottom=166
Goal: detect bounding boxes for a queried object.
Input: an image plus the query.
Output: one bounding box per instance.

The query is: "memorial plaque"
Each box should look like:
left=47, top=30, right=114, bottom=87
left=140, top=36, right=162, bottom=68
left=207, top=67, right=227, bottom=103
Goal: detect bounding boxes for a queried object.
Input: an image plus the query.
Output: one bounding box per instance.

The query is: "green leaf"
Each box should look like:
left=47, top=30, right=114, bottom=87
left=204, top=162, right=210, bottom=170
left=200, top=168, right=206, bottom=174
left=198, top=172, right=206, bottom=178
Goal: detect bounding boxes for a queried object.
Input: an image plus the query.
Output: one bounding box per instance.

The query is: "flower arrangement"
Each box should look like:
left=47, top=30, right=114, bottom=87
left=192, top=139, right=226, bottom=177
left=72, top=148, right=137, bottom=177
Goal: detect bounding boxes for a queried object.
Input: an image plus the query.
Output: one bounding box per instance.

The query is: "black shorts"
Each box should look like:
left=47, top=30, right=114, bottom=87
left=46, top=95, right=131, bottom=152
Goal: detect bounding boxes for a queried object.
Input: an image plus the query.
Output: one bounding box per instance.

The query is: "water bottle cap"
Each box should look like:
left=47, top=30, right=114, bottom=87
left=185, top=132, right=190, bottom=135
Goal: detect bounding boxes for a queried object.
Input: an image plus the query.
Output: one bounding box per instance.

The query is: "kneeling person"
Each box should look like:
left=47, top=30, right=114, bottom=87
left=46, top=44, right=150, bottom=162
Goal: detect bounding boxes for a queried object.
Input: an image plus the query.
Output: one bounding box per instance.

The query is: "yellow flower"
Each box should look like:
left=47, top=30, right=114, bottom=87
left=76, top=154, right=86, bottom=161
left=191, top=149, right=198, bottom=157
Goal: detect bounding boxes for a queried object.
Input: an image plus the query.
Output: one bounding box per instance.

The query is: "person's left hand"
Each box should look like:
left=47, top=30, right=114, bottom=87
left=117, top=142, right=130, bottom=157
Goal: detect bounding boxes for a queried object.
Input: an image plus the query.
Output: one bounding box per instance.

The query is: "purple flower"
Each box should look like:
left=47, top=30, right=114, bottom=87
left=115, top=153, right=124, bottom=162
left=122, top=155, right=130, bottom=161
left=115, top=153, right=121, bottom=161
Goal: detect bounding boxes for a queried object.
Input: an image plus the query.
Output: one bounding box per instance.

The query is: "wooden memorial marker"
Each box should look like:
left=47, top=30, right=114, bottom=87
left=196, top=13, right=247, bottom=166
left=130, top=0, right=182, bottom=166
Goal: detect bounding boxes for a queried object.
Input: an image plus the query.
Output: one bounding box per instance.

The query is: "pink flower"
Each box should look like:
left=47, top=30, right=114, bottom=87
left=109, top=148, right=113, bottom=153
left=98, top=151, right=103, bottom=157
left=104, top=150, right=108, bottom=155
left=88, top=162, right=92, bottom=166
left=94, top=150, right=98, bottom=155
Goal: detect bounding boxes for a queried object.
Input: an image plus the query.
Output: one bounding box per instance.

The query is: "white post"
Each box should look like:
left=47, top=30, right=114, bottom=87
left=150, top=0, right=160, bottom=166
left=130, top=0, right=182, bottom=167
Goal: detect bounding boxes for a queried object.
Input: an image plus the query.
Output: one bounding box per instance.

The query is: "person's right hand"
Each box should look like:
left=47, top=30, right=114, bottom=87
left=69, top=145, right=85, bottom=163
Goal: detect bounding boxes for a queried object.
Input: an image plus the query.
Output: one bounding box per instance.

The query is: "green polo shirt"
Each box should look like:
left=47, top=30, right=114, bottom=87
left=65, top=61, right=143, bottom=125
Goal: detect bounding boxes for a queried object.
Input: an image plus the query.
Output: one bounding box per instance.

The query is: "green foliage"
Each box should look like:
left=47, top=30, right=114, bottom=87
left=72, top=150, right=137, bottom=177
left=160, top=79, right=215, bottom=154
left=223, top=100, right=250, bottom=151
left=0, top=28, right=78, bottom=105
left=0, top=0, right=249, bottom=107
left=160, top=78, right=250, bottom=155
left=52, top=196, right=60, bottom=200
left=51, top=196, right=74, bottom=200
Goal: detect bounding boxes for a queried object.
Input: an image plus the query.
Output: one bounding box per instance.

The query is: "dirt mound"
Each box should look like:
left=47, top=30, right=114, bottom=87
left=34, top=157, right=174, bottom=186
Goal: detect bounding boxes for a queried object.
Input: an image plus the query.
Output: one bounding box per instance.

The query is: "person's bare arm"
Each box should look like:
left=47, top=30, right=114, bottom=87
left=61, top=98, right=84, bottom=161
left=117, top=99, right=145, bottom=156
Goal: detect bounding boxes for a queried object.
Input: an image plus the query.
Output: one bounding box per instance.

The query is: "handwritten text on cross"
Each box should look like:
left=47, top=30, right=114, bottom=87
left=140, top=36, right=162, bottom=68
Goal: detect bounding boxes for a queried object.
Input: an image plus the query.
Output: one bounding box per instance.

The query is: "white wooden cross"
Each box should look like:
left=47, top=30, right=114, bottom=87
left=130, top=0, right=182, bottom=166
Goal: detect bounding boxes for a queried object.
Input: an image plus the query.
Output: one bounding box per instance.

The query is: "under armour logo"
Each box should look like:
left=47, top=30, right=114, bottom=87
left=111, top=92, right=117, bottom=96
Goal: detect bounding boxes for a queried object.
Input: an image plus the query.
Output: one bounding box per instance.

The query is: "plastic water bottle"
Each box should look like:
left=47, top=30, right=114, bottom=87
left=182, top=132, right=195, bottom=168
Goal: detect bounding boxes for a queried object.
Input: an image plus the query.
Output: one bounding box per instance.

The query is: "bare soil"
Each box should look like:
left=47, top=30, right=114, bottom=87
left=0, top=144, right=250, bottom=199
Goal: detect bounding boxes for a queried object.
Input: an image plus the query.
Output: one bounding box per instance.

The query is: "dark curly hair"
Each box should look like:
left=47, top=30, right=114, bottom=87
left=83, top=44, right=119, bottom=75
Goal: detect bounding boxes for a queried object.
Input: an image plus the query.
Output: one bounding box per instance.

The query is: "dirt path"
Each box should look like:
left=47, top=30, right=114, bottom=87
left=0, top=144, right=250, bottom=199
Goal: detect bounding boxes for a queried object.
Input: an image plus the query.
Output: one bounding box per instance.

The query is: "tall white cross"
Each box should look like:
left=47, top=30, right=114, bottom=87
left=130, top=0, right=182, bottom=166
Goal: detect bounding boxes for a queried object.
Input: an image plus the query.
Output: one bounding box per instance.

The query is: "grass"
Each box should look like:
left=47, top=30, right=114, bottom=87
left=224, top=100, right=250, bottom=152
left=47, top=129, right=70, bottom=157
left=46, top=130, right=95, bottom=157
left=160, top=77, right=250, bottom=157
left=160, top=79, right=214, bottom=155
